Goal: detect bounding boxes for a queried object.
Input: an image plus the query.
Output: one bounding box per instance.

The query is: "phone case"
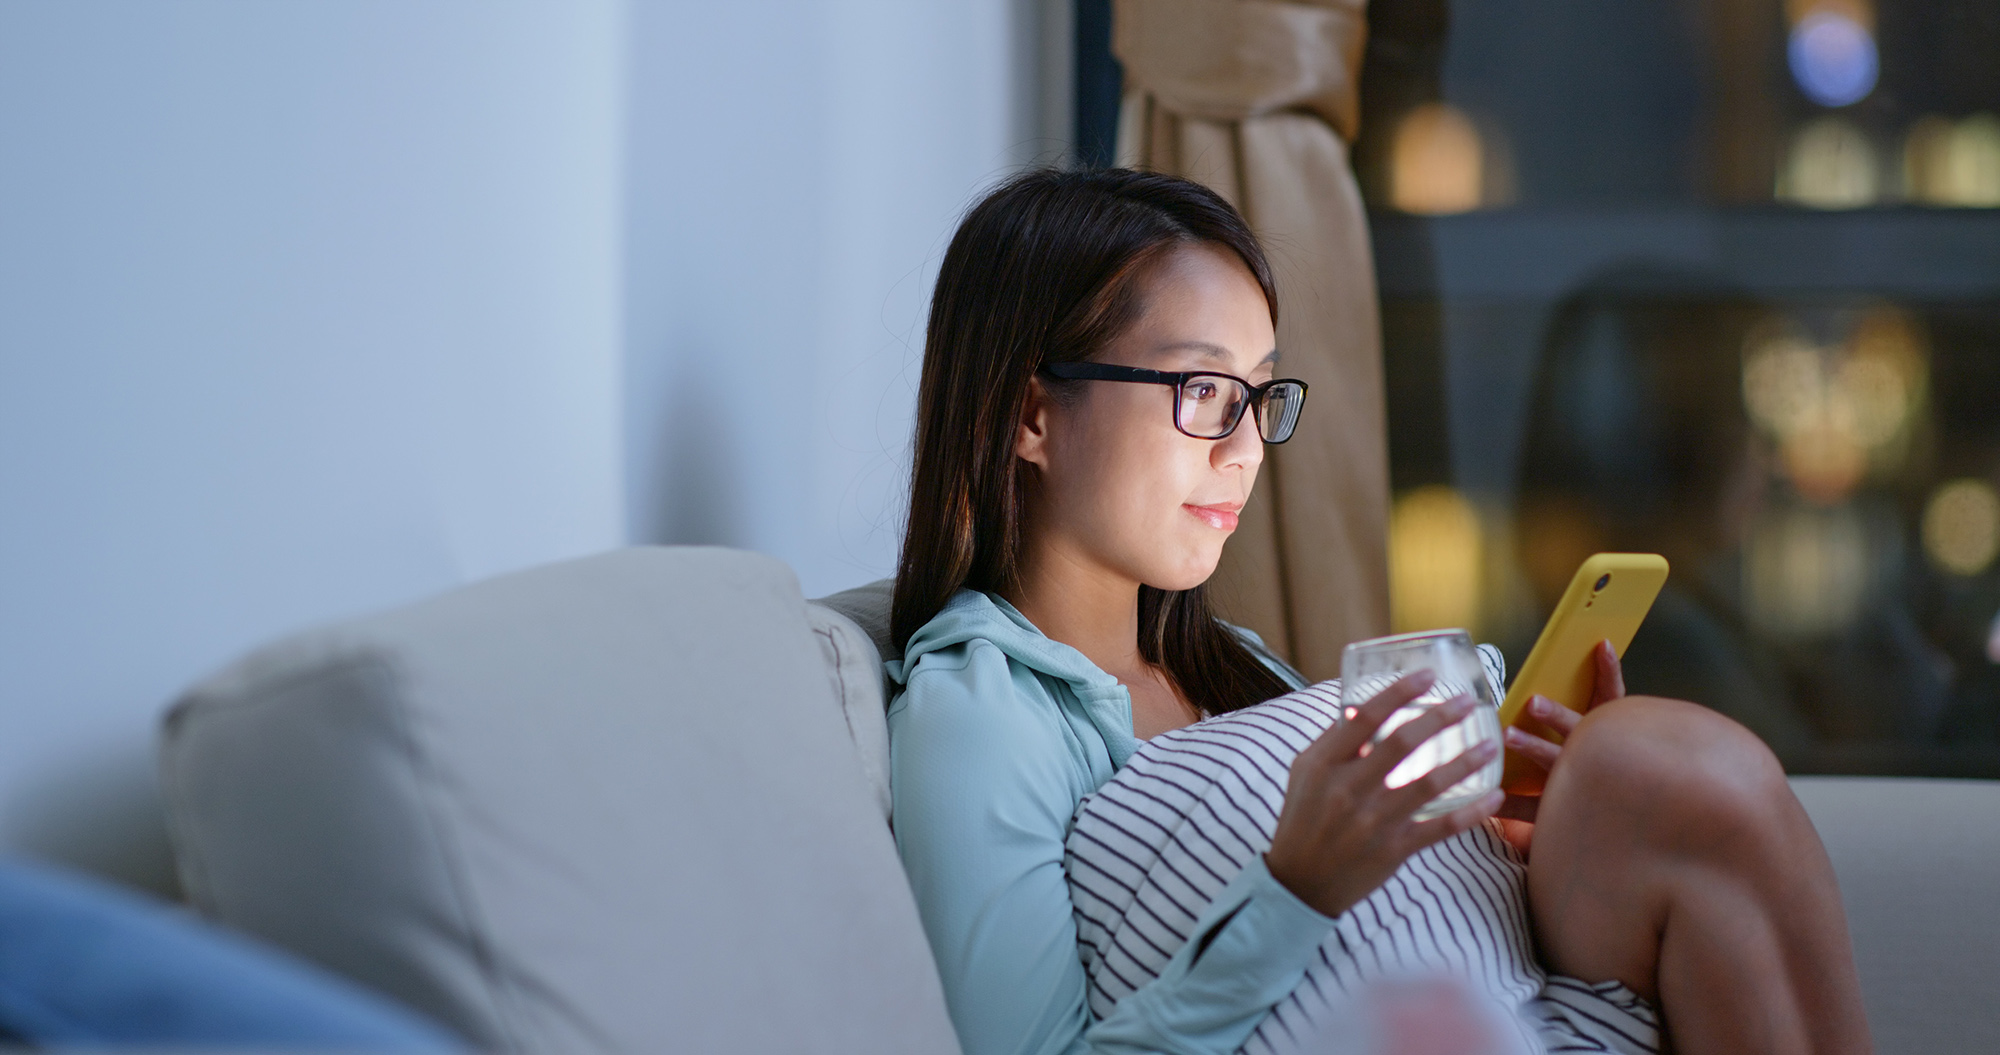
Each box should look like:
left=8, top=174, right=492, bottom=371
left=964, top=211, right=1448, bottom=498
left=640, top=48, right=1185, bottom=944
left=1497, top=552, right=1669, bottom=789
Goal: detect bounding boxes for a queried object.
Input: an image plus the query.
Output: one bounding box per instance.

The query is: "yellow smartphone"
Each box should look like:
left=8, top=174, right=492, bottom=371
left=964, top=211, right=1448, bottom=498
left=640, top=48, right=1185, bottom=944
left=1498, top=552, right=1669, bottom=789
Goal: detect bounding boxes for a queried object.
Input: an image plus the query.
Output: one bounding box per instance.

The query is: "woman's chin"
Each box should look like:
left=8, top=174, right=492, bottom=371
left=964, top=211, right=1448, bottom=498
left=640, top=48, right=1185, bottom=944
left=1142, top=556, right=1224, bottom=593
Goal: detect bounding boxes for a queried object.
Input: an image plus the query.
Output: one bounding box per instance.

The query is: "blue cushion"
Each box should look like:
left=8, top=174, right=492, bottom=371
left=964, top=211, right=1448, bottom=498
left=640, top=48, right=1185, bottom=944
left=0, top=858, right=461, bottom=1049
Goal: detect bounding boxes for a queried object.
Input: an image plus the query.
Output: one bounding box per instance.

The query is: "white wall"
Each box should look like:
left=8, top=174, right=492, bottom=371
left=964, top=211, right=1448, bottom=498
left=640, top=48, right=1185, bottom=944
left=0, top=3, right=626, bottom=893
left=622, top=0, right=1057, bottom=597
left=0, top=1, right=1051, bottom=894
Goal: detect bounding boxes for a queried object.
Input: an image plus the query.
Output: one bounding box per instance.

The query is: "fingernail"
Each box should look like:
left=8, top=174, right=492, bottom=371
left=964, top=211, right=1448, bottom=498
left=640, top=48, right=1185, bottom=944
left=1504, top=728, right=1527, bottom=746
left=1474, top=741, right=1499, bottom=760
left=1530, top=696, right=1550, bottom=717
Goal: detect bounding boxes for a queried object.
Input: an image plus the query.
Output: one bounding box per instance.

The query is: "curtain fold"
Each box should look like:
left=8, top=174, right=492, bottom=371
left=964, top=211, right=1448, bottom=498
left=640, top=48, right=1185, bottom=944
left=1114, top=0, right=1389, bottom=679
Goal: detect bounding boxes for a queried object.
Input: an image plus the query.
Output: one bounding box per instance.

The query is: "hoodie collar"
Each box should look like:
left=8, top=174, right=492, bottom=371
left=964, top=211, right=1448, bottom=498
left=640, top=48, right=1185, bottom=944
left=889, top=589, right=1138, bottom=766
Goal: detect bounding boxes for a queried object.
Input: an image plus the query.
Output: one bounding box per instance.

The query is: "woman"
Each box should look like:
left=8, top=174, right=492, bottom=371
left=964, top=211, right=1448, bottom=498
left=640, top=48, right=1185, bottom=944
left=886, top=168, right=1870, bottom=1055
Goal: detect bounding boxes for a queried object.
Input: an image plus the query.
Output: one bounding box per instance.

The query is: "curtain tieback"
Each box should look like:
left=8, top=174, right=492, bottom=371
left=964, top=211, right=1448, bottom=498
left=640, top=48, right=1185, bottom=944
left=1112, top=0, right=1365, bottom=140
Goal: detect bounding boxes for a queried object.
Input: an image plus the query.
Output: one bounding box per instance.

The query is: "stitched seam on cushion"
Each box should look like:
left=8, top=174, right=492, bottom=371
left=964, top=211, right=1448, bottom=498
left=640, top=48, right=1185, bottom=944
left=161, top=649, right=387, bottom=909
left=158, top=715, right=217, bottom=916
left=164, top=639, right=393, bottom=718
left=818, top=622, right=896, bottom=825
left=369, top=655, right=539, bottom=1053
left=818, top=625, right=862, bottom=748
left=160, top=650, right=400, bottom=916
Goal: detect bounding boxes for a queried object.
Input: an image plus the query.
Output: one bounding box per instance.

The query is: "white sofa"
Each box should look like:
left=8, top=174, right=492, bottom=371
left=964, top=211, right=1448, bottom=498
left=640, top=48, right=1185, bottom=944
left=159, top=547, right=2000, bottom=1054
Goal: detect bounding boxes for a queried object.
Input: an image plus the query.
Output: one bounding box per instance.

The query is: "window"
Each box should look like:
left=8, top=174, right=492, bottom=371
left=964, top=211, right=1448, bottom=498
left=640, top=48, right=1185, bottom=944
left=1355, top=0, right=2000, bottom=774
left=1078, top=0, right=2000, bottom=774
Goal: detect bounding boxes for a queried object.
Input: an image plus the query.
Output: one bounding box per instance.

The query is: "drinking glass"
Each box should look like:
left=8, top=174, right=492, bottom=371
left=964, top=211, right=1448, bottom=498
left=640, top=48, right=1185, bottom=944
left=1340, top=629, right=1504, bottom=821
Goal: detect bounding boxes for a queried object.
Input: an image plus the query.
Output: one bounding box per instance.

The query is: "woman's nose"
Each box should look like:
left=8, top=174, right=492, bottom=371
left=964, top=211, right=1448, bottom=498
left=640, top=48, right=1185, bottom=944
left=1212, top=413, right=1265, bottom=471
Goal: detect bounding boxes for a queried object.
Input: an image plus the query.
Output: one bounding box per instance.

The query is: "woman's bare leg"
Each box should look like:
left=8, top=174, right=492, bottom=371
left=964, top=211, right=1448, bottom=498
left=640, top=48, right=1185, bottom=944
left=1527, top=696, right=1871, bottom=1055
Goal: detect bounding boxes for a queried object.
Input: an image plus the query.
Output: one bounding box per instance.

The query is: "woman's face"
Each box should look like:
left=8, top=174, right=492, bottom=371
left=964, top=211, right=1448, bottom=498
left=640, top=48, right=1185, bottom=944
left=1016, top=243, right=1278, bottom=593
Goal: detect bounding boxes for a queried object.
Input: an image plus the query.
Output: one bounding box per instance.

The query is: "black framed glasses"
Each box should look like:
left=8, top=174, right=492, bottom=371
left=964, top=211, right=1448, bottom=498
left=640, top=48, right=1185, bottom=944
left=1040, top=361, right=1308, bottom=443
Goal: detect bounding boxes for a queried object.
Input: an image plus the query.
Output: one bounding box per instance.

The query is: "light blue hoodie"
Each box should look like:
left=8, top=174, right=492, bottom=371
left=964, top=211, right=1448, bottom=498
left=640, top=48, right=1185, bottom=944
left=887, top=589, right=1333, bottom=1055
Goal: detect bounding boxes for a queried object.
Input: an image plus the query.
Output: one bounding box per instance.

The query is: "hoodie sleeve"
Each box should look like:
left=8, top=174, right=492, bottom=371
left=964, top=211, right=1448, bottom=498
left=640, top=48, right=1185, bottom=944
left=889, top=642, right=1331, bottom=1055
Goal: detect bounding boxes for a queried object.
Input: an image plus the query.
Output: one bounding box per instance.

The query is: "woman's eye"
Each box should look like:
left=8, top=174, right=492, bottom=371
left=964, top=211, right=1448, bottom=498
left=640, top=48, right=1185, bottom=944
left=1188, top=381, right=1218, bottom=402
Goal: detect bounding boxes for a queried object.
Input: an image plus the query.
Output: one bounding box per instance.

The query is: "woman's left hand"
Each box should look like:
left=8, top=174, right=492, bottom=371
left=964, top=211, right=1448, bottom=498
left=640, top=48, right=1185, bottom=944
left=1493, top=640, right=1625, bottom=841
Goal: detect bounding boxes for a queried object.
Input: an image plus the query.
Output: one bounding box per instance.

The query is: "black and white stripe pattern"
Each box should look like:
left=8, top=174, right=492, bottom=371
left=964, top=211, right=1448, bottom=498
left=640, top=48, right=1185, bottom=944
left=1064, top=654, right=1660, bottom=1055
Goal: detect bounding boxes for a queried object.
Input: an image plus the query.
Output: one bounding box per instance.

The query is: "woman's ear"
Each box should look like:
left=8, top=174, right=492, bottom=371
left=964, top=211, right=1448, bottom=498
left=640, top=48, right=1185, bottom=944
left=1015, top=375, right=1055, bottom=471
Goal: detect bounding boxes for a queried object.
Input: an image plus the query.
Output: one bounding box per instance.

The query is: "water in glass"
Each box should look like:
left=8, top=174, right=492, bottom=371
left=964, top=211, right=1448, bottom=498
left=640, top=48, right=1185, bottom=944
left=1340, top=629, right=1504, bottom=821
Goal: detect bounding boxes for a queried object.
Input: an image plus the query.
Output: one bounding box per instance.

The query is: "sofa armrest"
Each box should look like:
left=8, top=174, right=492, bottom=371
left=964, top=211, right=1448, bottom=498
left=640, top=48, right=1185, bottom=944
left=161, top=547, right=958, bottom=1055
left=1790, top=776, right=2000, bottom=1055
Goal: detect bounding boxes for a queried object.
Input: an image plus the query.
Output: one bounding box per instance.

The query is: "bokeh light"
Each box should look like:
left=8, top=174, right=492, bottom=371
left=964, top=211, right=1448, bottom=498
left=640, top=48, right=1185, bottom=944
left=1843, top=307, right=1928, bottom=453
left=1741, top=310, right=1926, bottom=504
left=1947, top=115, right=2000, bottom=206
left=1389, top=485, right=1482, bottom=632
left=1781, top=421, right=1868, bottom=504
left=1788, top=11, right=1878, bottom=108
left=1742, top=334, right=1825, bottom=437
left=1389, top=103, right=1484, bottom=216
left=1904, top=113, right=2000, bottom=207
left=1746, top=505, right=1868, bottom=637
left=1922, top=479, right=2000, bottom=576
left=1835, top=352, right=1911, bottom=447
left=1777, top=116, right=1880, bottom=208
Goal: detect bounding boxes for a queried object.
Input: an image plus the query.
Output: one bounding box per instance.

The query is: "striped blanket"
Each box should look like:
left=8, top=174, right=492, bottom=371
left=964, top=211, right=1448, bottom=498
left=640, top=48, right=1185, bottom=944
left=1063, top=662, right=1661, bottom=1055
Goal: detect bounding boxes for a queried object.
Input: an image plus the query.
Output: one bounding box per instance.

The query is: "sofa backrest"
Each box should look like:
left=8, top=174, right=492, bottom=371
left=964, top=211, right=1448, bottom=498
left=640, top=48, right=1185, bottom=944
left=159, top=547, right=958, bottom=1055
left=813, top=578, right=898, bottom=663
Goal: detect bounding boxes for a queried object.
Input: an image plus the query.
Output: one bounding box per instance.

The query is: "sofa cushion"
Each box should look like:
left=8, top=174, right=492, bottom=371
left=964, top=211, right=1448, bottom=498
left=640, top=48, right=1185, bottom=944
left=1790, top=776, right=2000, bottom=1055
left=804, top=602, right=890, bottom=820
left=160, top=547, right=959, bottom=1055
left=813, top=578, right=898, bottom=663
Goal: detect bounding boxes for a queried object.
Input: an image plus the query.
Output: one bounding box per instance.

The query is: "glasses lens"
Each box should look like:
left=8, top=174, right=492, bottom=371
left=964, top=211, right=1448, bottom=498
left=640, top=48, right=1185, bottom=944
left=1258, top=382, right=1305, bottom=442
left=1177, top=375, right=1250, bottom=438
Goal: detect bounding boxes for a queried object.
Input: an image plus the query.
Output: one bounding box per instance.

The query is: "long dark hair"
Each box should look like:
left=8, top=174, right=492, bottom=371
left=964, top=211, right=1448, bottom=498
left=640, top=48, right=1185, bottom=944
left=891, top=168, right=1292, bottom=715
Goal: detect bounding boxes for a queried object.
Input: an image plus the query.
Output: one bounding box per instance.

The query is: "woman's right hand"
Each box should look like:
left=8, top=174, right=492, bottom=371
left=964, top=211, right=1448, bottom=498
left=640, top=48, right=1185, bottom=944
left=1264, top=670, right=1504, bottom=919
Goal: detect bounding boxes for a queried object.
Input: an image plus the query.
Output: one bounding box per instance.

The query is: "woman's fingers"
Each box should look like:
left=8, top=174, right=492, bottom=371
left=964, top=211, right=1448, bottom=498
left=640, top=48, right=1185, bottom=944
left=1506, top=695, right=1579, bottom=777
left=1503, top=725, right=1562, bottom=771
left=1385, top=738, right=1498, bottom=815
left=1360, top=693, right=1477, bottom=781
left=1526, top=694, right=1583, bottom=737
left=1402, top=789, right=1505, bottom=852
left=1589, top=640, right=1626, bottom=709
left=1354, top=670, right=1438, bottom=726
left=1307, top=670, right=1438, bottom=762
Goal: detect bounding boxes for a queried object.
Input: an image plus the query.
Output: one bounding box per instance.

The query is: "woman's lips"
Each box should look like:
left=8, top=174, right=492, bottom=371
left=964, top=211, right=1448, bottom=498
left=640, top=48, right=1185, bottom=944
left=1183, top=503, right=1241, bottom=531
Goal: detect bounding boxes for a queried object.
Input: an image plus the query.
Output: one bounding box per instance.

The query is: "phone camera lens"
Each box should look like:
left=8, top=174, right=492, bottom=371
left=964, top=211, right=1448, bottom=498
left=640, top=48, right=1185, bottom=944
left=1595, top=573, right=1611, bottom=591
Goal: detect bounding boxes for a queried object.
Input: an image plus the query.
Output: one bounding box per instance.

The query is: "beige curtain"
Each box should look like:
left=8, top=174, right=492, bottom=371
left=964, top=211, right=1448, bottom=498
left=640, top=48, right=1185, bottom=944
left=1114, top=0, right=1390, bottom=679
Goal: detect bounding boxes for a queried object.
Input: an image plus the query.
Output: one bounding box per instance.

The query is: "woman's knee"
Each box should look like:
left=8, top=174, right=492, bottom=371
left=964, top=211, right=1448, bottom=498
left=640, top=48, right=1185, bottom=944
left=1552, top=696, right=1789, bottom=836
